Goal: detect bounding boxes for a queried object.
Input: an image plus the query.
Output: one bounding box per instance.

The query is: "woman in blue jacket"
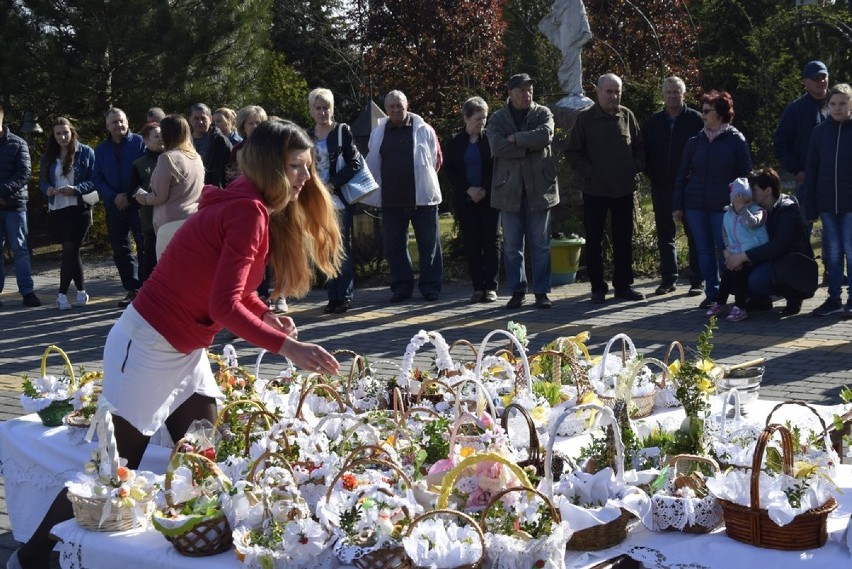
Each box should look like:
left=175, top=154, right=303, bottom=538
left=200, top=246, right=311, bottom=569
left=674, top=90, right=753, bottom=309
left=805, top=83, right=852, bottom=317
left=39, top=117, right=97, bottom=310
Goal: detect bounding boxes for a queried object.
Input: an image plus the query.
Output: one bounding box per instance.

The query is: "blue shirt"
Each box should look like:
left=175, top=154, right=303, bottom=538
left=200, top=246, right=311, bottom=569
left=463, top=141, right=482, bottom=188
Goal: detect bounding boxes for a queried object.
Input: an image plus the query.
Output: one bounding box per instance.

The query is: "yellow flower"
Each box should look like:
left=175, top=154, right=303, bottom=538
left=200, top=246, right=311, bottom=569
left=667, top=360, right=682, bottom=377
left=529, top=359, right=543, bottom=377
left=501, top=391, right=516, bottom=407
left=696, top=377, right=716, bottom=394
left=460, top=447, right=475, bottom=458
left=793, top=461, right=819, bottom=480
left=529, top=406, right=548, bottom=424
left=385, top=434, right=396, bottom=446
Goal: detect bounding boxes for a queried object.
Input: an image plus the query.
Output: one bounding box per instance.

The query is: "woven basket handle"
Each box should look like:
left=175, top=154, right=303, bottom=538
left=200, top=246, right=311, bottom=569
left=213, top=398, right=268, bottom=431
left=404, top=508, right=485, bottom=566
left=449, top=376, right=497, bottom=419
left=719, top=388, right=742, bottom=437
left=165, top=442, right=231, bottom=508
left=436, top=452, right=532, bottom=509
left=449, top=339, right=478, bottom=364
left=324, top=458, right=412, bottom=502
left=341, top=444, right=399, bottom=468
left=295, top=381, right=347, bottom=419
left=544, top=404, right=623, bottom=499
left=750, top=424, right=794, bottom=512
left=597, top=333, right=638, bottom=373
left=391, top=386, right=407, bottom=422
left=479, top=486, right=561, bottom=531
left=85, top=407, right=120, bottom=481
left=765, top=401, right=831, bottom=450
left=473, top=329, right=532, bottom=397
left=246, top=449, right=296, bottom=484
left=41, top=344, right=77, bottom=390
left=253, top=349, right=295, bottom=384
left=413, top=378, right=457, bottom=404
left=331, top=349, right=366, bottom=402
left=243, top=410, right=281, bottom=457
left=670, top=454, right=720, bottom=477
left=663, top=341, right=685, bottom=366
left=500, top=403, right=540, bottom=465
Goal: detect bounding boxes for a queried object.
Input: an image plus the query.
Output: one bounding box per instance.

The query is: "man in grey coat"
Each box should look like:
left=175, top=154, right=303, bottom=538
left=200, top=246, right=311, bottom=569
left=488, top=73, right=559, bottom=309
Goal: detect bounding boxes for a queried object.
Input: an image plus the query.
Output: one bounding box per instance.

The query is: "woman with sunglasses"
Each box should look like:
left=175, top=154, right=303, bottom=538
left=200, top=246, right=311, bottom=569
left=674, top=90, right=753, bottom=311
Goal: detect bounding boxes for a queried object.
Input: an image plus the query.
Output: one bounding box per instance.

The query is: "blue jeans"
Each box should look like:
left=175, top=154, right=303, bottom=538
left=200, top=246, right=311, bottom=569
left=819, top=211, right=852, bottom=299
left=0, top=209, right=35, bottom=295
left=501, top=197, right=552, bottom=294
left=382, top=205, right=443, bottom=297
left=684, top=209, right=725, bottom=300
left=747, top=262, right=777, bottom=297
left=105, top=207, right=142, bottom=292
left=327, top=204, right=355, bottom=302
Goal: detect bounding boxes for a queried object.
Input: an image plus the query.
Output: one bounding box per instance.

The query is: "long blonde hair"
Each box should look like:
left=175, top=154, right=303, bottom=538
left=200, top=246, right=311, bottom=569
left=238, top=119, right=341, bottom=298
left=161, top=114, right=197, bottom=159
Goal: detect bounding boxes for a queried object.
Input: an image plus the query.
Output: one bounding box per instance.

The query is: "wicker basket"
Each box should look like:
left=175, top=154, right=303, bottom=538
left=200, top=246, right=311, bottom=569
left=718, top=423, right=837, bottom=550
left=545, top=404, right=635, bottom=551
left=404, top=509, right=485, bottom=569
left=651, top=454, right=722, bottom=534
left=322, top=457, right=416, bottom=568
left=592, top=334, right=664, bottom=420
left=66, top=408, right=152, bottom=532
left=152, top=445, right=233, bottom=556
left=500, top=403, right=544, bottom=475
left=34, top=345, right=77, bottom=427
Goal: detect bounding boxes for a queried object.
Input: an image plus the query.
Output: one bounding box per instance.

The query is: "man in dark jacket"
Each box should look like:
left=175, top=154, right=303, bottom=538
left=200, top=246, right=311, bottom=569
left=774, top=61, right=829, bottom=208
left=93, top=108, right=146, bottom=306
left=565, top=73, right=645, bottom=304
left=189, top=103, right=233, bottom=188
left=642, top=76, right=704, bottom=296
left=0, top=106, right=40, bottom=307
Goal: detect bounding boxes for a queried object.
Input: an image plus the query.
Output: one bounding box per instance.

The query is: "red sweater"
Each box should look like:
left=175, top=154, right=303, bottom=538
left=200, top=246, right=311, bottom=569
left=133, top=177, right=287, bottom=354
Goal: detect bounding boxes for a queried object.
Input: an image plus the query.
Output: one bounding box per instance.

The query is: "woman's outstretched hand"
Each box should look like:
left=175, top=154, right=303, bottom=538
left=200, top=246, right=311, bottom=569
left=278, top=338, right=340, bottom=376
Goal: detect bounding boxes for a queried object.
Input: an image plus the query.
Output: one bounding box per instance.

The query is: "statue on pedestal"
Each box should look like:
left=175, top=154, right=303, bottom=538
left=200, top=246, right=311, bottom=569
left=539, top=0, right=594, bottom=110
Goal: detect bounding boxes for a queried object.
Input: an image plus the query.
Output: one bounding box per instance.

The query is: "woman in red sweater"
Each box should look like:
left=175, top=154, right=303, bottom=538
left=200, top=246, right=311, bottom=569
left=10, top=120, right=342, bottom=569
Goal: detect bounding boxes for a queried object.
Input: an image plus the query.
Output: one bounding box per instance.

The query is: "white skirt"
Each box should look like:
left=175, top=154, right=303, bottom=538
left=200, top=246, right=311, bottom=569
left=100, top=305, right=224, bottom=436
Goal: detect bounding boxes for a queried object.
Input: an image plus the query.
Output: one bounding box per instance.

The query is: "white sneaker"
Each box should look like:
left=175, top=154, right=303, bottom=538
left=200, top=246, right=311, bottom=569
left=271, top=297, right=288, bottom=313
left=56, top=293, right=72, bottom=310
left=76, top=290, right=89, bottom=305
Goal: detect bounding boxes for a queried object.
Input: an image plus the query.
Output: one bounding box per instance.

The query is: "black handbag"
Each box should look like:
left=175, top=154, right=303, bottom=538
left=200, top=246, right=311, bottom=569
left=772, top=251, right=818, bottom=299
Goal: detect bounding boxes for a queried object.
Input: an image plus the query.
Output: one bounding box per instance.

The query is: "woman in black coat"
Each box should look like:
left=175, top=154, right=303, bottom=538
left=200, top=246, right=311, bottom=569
left=443, top=96, right=500, bottom=303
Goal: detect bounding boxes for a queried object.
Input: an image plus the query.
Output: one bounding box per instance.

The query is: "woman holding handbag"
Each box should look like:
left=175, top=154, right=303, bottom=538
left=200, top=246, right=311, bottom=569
left=308, top=87, right=360, bottom=314
left=39, top=117, right=97, bottom=310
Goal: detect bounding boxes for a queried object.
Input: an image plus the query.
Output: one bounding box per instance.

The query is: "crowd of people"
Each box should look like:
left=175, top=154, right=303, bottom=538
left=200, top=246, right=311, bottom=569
left=0, top=60, right=846, bottom=323
left=0, top=61, right=848, bottom=568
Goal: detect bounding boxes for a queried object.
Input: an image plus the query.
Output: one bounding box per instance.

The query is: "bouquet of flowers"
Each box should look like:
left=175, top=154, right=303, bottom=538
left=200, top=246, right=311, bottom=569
left=66, top=408, right=159, bottom=531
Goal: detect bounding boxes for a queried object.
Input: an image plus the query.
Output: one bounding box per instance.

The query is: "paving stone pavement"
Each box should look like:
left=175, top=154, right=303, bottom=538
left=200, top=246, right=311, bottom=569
left=1, top=265, right=851, bottom=566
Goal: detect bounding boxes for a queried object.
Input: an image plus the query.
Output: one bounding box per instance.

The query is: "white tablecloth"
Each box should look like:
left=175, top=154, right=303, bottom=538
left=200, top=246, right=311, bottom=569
left=4, top=400, right=852, bottom=567
left=0, top=414, right=170, bottom=542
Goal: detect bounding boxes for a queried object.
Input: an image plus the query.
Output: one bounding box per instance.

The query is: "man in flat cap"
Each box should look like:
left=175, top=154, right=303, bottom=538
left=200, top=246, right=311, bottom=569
left=488, top=73, right=559, bottom=309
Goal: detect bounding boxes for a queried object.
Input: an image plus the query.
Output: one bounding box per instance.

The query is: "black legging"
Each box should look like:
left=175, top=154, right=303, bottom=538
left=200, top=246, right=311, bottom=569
left=59, top=240, right=84, bottom=295
left=17, top=394, right=217, bottom=567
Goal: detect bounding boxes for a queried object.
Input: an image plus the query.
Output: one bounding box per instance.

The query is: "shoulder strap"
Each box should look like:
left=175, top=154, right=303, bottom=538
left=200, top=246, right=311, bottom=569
left=337, top=124, right=343, bottom=149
